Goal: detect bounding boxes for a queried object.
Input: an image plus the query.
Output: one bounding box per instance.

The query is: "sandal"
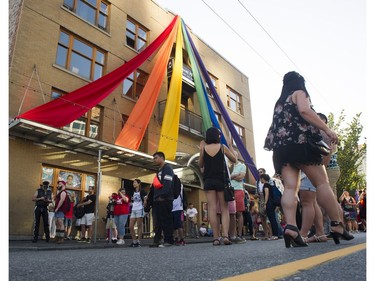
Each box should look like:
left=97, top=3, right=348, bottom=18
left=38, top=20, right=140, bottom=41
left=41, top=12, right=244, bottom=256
left=222, top=236, right=232, bottom=245
left=213, top=239, right=221, bottom=246
left=307, top=235, right=328, bottom=243
left=302, top=236, right=308, bottom=243
left=250, top=237, right=259, bottom=240
left=267, top=236, right=279, bottom=240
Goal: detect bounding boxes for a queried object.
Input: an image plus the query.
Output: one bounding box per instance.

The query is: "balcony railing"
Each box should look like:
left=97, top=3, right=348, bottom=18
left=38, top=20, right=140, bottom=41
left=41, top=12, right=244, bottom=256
left=158, top=100, right=203, bottom=137
left=167, top=58, right=194, bottom=87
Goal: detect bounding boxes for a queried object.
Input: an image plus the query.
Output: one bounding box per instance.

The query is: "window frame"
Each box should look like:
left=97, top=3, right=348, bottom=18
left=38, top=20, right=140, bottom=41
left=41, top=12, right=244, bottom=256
left=232, top=123, right=246, bottom=147
left=56, top=29, right=106, bottom=81
left=63, top=0, right=110, bottom=31
left=125, top=17, right=149, bottom=52
left=226, top=87, right=243, bottom=115
left=41, top=165, right=96, bottom=204
left=51, top=88, right=103, bottom=139
left=122, top=68, right=149, bottom=101
left=207, top=73, right=219, bottom=97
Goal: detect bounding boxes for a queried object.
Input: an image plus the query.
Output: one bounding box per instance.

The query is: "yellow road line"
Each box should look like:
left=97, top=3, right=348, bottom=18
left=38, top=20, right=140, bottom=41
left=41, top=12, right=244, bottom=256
left=220, top=243, right=366, bottom=281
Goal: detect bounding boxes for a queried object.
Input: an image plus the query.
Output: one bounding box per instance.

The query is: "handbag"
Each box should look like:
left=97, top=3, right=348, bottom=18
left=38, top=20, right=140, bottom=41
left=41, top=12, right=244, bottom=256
left=307, top=134, right=330, bottom=156
left=222, top=145, right=235, bottom=202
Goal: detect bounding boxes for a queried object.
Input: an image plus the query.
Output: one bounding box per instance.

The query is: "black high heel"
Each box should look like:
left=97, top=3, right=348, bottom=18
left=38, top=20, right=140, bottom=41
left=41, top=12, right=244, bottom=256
left=330, top=221, right=354, bottom=244
left=283, top=224, right=308, bottom=248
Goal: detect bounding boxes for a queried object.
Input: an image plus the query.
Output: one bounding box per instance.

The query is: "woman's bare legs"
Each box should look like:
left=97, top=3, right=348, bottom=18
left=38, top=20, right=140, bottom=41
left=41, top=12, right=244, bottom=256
left=136, top=217, right=143, bottom=242
left=312, top=199, right=325, bottom=237
left=205, top=190, right=219, bottom=239
left=301, top=165, right=344, bottom=234
left=280, top=164, right=300, bottom=238
left=299, top=190, right=316, bottom=238
left=206, top=190, right=229, bottom=240
left=217, top=191, right=230, bottom=238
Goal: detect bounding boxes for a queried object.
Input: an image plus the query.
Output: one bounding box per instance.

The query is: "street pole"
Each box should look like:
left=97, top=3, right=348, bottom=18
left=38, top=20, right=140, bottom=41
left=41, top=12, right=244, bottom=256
left=94, top=149, right=102, bottom=244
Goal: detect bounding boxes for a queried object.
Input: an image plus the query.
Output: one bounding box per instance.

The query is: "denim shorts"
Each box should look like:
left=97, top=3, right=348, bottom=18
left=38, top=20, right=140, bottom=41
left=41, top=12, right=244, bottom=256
left=64, top=218, right=73, bottom=227
left=130, top=209, right=144, bottom=219
left=300, top=177, right=317, bottom=192
left=55, top=211, right=65, bottom=219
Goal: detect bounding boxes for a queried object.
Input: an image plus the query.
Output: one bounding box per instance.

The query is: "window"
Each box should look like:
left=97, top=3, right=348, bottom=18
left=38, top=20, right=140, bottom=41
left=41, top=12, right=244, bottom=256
left=63, top=0, right=109, bottom=31
left=122, top=69, right=148, bottom=100
left=232, top=123, right=246, bottom=147
left=227, top=87, right=243, bottom=115
left=52, top=88, right=102, bottom=139
left=126, top=18, right=148, bottom=52
left=207, top=73, right=218, bottom=97
left=41, top=166, right=96, bottom=203
left=56, top=30, right=105, bottom=81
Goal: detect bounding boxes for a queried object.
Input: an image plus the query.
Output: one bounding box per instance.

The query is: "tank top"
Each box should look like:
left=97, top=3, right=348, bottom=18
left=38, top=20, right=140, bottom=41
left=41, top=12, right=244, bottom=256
left=203, top=145, right=225, bottom=182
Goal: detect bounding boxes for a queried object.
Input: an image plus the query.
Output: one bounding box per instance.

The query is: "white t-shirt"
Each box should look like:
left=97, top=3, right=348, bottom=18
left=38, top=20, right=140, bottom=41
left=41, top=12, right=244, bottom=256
left=186, top=207, right=198, bottom=218
left=172, top=190, right=183, bottom=212
left=131, top=191, right=143, bottom=211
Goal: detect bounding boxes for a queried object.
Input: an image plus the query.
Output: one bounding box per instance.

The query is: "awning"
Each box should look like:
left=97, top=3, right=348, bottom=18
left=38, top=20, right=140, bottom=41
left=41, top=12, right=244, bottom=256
left=9, top=118, right=183, bottom=172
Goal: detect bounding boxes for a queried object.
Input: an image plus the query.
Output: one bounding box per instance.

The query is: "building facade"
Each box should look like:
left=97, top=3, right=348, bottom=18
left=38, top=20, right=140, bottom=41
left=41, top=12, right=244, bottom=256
left=9, top=0, right=257, bottom=239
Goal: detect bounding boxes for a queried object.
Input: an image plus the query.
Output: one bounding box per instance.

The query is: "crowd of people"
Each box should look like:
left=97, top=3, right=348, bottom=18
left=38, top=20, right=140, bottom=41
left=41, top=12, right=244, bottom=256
left=31, top=71, right=365, bottom=249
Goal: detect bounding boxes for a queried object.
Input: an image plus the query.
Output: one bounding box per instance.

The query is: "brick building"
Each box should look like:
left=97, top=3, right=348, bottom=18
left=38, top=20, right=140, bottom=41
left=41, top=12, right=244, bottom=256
left=9, top=0, right=257, bottom=239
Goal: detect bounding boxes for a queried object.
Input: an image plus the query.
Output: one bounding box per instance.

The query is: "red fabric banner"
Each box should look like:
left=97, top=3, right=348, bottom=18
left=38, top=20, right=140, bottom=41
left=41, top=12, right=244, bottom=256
left=16, top=16, right=178, bottom=128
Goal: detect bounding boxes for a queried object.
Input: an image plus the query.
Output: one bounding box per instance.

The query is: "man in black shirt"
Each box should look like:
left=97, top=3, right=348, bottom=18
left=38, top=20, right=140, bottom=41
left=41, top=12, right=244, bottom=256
left=32, top=181, right=53, bottom=243
left=149, top=151, right=175, bottom=247
left=77, top=186, right=96, bottom=243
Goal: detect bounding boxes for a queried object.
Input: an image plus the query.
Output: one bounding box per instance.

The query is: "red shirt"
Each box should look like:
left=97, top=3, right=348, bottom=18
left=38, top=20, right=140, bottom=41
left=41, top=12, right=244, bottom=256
left=64, top=202, right=74, bottom=219
left=113, top=194, right=130, bottom=216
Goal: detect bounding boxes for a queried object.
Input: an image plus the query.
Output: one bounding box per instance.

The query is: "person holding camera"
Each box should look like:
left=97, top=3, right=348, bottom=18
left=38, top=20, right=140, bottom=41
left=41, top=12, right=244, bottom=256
left=32, top=181, right=53, bottom=243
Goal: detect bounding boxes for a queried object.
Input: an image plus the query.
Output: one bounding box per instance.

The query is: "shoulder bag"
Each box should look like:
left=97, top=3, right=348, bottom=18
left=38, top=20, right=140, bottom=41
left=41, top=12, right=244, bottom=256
left=222, top=146, right=235, bottom=202
left=307, top=133, right=330, bottom=156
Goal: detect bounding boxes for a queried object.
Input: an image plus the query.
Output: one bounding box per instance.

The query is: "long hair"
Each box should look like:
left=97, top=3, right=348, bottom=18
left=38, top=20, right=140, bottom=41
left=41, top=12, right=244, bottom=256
left=276, top=71, right=309, bottom=105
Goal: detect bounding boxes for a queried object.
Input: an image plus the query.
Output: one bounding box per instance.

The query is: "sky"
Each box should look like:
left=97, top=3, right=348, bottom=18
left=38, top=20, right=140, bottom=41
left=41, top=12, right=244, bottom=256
left=154, top=0, right=367, bottom=174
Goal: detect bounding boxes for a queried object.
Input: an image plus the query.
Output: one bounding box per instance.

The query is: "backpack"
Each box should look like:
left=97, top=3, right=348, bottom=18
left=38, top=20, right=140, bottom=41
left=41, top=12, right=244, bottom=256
left=272, top=184, right=282, bottom=207
left=74, top=205, right=85, bottom=219
left=172, top=174, right=182, bottom=199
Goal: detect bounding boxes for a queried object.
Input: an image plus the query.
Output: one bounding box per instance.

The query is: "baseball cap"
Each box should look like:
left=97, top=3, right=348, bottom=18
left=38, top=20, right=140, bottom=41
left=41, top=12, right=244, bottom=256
left=57, top=180, right=66, bottom=185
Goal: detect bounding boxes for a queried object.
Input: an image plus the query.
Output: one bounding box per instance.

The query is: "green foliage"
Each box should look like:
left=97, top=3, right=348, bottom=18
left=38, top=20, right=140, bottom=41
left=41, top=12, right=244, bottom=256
left=328, top=111, right=366, bottom=197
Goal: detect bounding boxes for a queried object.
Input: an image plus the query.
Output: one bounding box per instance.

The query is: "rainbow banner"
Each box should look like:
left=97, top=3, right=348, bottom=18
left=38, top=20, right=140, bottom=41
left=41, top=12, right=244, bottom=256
left=157, top=19, right=183, bottom=160
left=17, top=16, right=179, bottom=128
left=115, top=17, right=180, bottom=150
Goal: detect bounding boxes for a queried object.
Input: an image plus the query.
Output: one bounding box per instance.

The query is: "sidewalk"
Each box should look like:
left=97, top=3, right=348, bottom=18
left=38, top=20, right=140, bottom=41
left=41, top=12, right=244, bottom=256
left=9, top=236, right=220, bottom=252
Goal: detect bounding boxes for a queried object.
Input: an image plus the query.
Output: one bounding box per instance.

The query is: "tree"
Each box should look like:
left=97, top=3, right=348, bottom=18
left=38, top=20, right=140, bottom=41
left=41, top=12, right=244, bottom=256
left=328, top=111, right=366, bottom=197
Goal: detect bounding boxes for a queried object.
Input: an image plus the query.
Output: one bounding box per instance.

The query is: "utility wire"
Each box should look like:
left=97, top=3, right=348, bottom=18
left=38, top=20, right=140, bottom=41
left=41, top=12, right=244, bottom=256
left=200, top=0, right=282, bottom=77
left=237, top=0, right=334, bottom=112
left=201, top=0, right=334, bottom=112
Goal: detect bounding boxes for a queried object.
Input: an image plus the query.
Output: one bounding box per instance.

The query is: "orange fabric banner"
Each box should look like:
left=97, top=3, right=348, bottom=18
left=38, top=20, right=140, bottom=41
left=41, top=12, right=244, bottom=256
left=115, top=17, right=180, bottom=150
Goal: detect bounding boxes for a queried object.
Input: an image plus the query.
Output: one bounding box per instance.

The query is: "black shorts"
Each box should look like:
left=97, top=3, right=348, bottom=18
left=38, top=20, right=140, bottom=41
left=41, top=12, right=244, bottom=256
left=273, top=144, right=323, bottom=174
left=172, top=210, right=183, bottom=229
left=203, top=178, right=225, bottom=191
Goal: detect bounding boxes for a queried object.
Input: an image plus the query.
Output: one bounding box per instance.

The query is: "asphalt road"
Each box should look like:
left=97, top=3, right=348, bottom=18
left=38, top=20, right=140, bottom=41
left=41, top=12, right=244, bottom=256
left=9, top=232, right=367, bottom=281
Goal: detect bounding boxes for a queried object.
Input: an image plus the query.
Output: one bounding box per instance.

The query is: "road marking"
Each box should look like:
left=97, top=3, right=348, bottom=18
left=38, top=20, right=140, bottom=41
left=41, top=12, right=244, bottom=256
left=220, top=243, right=366, bottom=281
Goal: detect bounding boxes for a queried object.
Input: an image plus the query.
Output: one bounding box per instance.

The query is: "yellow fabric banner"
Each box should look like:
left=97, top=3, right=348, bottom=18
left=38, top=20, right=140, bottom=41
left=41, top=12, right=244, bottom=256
left=157, top=20, right=183, bottom=160
left=115, top=17, right=180, bottom=150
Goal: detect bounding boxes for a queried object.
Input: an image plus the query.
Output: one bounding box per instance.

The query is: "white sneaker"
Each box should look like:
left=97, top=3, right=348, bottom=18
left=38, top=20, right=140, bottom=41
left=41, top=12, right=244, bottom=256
left=116, top=239, right=125, bottom=245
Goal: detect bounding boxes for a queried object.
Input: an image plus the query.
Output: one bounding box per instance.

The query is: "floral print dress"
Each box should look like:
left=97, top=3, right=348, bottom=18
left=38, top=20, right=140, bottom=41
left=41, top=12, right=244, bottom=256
left=264, top=93, right=321, bottom=151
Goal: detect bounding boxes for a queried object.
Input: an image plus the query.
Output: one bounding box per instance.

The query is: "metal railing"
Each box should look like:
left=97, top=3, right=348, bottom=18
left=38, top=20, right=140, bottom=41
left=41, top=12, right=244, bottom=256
left=158, top=100, right=203, bottom=137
